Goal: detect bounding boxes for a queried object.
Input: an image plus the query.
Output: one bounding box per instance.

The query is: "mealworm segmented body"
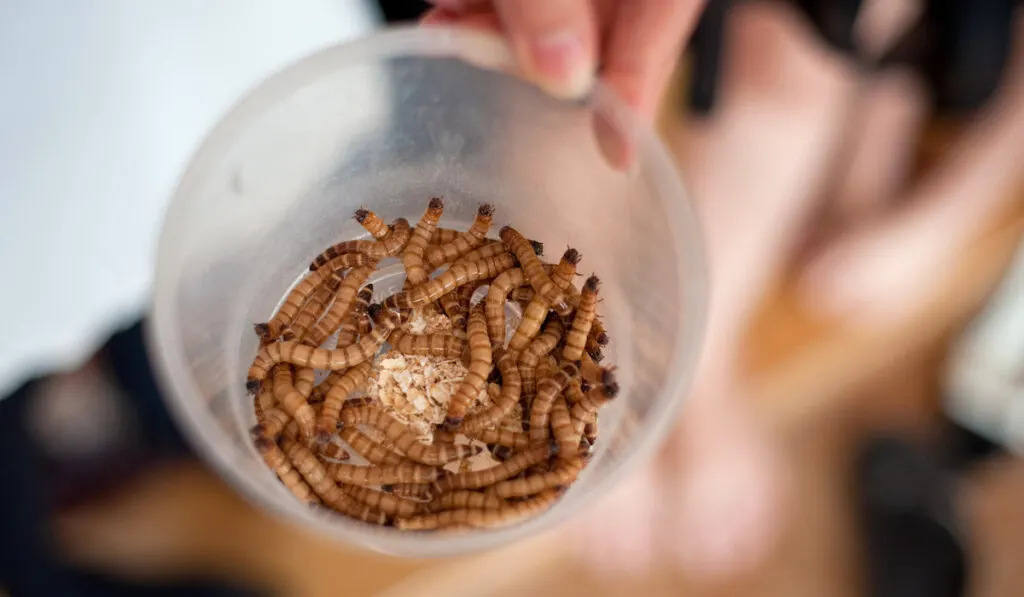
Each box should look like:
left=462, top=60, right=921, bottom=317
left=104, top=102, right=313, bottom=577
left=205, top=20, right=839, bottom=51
left=569, top=373, right=619, bottom=421
left=450, top=240, right=506, bottom=268
left=434, top=443, right=551, bottom=492
left=247, top=307, right=400, bottom=385
left=428, top=490, right=505, bottom=512
left=484, top=268, right=525, bottom=349
left=387, top=330, right=464, bottom=358
left=354, top=208, right=390, bottom=240
left=518, top=318, right=564, bottom=396
left=316, top=361, right=373, bottom=444
left=343, top=484, right=426, bottom=517
left=529, top=363, right=579, bottom=443
left=563, top=275, right=600, bottom=361
left=465, top=426, right=531, bottom=451
left=486, top=458, right=584, bottom=498
left=438, top=290, right=466, bottom=333
left=445, top=305, right=493, bottom=428
left=429, top=227, right=460, bottom=245
left=499, top=226, right=567, bottom=313
left=309, top=218, right=411, bottom=270
left=340, top=406, right=480, bottom=466
left=460, top=352, right=522, bottom=433
left=272, top=365, right=317, bottom=441
left=255, top=437, right=322, bottom=506
left=337, top=426, right=409, bottom=467
left=333, top=284, right=374, bottom=348
left=385, top=253, right=517, bottom=310
left=256, top=407, right=291, bottom=440
left=320, top=441, right=351, bottom=462
left=507, top=248, right=580, bottom=352
left=402, top=197, right=445, bottom=286
left=326, top=461, right=440, bottom=485
left=282, top=274, right=343, bottom=342
left=257, top=253, right=370, bottom=339
left=383, top=483, right=435, bottom=500
left=281, top=437, right=388, bottom=524
left=549, top=396, right=578, bottom=460
left=305, top=266, right=378, bottom=347
left=424, top=204, right=493, bottom=269
left=395, top=490, right=559, bottom=530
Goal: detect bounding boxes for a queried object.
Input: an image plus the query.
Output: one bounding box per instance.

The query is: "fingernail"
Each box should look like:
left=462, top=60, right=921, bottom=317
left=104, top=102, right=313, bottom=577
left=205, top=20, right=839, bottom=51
left=526, top=31, right=594, bottom=99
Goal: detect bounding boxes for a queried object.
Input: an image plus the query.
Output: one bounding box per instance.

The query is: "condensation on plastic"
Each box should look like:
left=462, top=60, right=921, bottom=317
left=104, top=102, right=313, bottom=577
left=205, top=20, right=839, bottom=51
left=147, top=26, right=707, bottom=557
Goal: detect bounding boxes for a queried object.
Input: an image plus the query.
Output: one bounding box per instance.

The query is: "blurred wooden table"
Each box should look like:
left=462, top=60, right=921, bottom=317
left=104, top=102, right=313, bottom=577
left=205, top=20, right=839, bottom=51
left=54, top=83, right=1024, bottom=597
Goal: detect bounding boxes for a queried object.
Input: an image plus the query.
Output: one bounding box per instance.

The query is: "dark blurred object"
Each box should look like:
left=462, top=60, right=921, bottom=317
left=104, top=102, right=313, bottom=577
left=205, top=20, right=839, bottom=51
left=686, top=0, right=1020, bottom=116
left=376, top=0, right=431, bottom=23
left=0, top=320, right=267, bottom=597
left=856, top=434, right=967, bottom=597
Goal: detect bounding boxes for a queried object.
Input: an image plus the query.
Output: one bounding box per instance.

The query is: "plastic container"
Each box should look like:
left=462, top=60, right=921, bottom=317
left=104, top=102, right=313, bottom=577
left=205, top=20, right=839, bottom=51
left=148, top=26, right=706, bottom=557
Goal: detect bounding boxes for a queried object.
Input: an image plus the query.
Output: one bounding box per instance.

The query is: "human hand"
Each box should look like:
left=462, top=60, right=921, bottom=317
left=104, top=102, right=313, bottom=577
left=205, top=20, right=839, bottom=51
left=421, top=0, right=706, bottom=121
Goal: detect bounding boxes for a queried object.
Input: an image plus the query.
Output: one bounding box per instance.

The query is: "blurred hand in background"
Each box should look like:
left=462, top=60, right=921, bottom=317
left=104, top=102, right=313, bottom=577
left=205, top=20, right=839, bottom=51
left=424, top=0, right=1024, bottom=579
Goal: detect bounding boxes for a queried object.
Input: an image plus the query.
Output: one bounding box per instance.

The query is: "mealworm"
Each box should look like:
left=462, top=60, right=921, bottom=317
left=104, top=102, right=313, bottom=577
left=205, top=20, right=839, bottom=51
left=424, top=204, right=493, bottom=268
left=529, top=363, right=579, bottom=443
left=465, top=426, right=531, bottom=451
left=337, top=426, right=408, bottom=467
left=433, top=443, right=551, bottom=492
left=564, top=376, right=585, bottom=404
left=272, top=365, right=317, bottom=441
left=486, top=458, right=584, bottom=498
left=309, top=218, right=411, bottom=270
left=489, top=444, right=514, bottom=461
left=316, top=361, right=373, bottom=444
left=294, top=367, right=316, bottom=398
left=507, top=248, right=579, bottom=352
left=549, top=396, right=578, bottom=460
left=569, top=372, right=620, bottom=421
left=509, top=286, right=535, bottom=307
left=343, top=484, right=425, bottom=517
left=429, top=227, right=460, bottom=245
left=333, top=284, right=374, bottom=348
left=325, top=460, right=440, bottom=486
left=340, top=406, right=479, bottom=466
left=402, top=197, right=444, bottom=286
left=305, top=266, right=377, bottom=347
left=445, top=305, right=492, bottom=428
left=437, top=290, right=466, bottom=333
left=321, top=441, right=351, bottom=462
left=428, top=490, right=504, bottom=512
left=578, top=351, right=613, bottom=386
left=387, top=330, right=465, bottom=358
left=583, top=418, right=598, bottom=444
left=383, top=483, right=435, bottom=500
left=450, top=240, right=505, bottom=268
left=254, top=377, right=276, bottom=427
left=549, top=248, right=581, bottom=291
left=385, top=253, right=517, bottom=311
left=354, top=208, right=390, bottom=240
left=395, top=490, right=559, bottom=530
left=460, top=352, right=522, bottom=433
left=518, top=317, right=564, bottom=396
left=484, top=268, right=525, bottom=349
left=255, top=437, right=321, bottom=506
left=280, top=437, right=388, bottom=524
left=585, top=325, right=609, bottom=356
left=499, top=226, right=567, bottom=313
left=282, top=274, right=343, bottom=342
left=256, top=253, right=370, bottom=339
left=341, top=396, right=375, bottom=409
left=247, top=306, right=400, bottom=386
left=256, top=407, right=291, bottom=440
left=563, top=275, right=599, bottom=361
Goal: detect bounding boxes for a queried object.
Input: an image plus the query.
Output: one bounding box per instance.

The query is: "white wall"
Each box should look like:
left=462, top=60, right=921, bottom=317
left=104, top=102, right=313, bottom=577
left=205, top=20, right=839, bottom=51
left=0, top=0, right=379, bottom=394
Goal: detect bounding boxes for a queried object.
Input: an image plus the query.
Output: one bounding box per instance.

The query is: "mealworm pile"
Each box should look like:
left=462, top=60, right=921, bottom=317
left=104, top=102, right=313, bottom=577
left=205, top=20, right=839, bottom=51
left=247, top=197, right=618, bottom=531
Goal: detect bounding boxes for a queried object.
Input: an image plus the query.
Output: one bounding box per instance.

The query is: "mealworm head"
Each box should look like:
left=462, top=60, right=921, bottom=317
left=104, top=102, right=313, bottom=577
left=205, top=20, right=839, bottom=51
left=530, top=240, right=544, bottom=256
left=580, top=380, right=592, bottom=393
left=588, top=349, right=604, bottom=363
left=253, top=436, right=274, bottom=452
left=354, top=207, right=369, bottom=222
left=584, top=275, right=600, bottom=292
left=492, top=445, right=513, bottom=461
left=562, top=247, right=582, bottom=265
left=381, top=484, right=394, bottom=493
left=429, top=196, right=444, bottom=209
left=604, top=381, right=620, bottom=399
left=595, top=331, right=610, bottom=346
left=253, top=322, right=270, bottom=337
left=250, top=424, right=264, bottom=438
left=246, top=379, right=261, bottom=393
left=315, top=429, right=332, bottom=446
left=443, top=416, right=464, bottom=431
left=600, top=368, right=617, bottom=389
left=478, top=203, right=495, bottom=217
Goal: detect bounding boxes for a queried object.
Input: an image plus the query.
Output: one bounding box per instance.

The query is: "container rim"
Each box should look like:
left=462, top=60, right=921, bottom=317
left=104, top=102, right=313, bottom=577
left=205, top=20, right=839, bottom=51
left=147, top=24, right=707, bottom=557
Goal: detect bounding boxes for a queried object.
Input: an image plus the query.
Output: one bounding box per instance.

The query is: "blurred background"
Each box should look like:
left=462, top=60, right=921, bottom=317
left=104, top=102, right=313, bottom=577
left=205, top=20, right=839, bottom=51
left=1, top=1, right=1022, bottom=596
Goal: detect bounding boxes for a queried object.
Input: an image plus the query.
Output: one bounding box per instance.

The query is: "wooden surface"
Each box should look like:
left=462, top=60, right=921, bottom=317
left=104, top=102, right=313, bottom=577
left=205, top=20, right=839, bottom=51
left=53, top=73, right=1024, bottom=597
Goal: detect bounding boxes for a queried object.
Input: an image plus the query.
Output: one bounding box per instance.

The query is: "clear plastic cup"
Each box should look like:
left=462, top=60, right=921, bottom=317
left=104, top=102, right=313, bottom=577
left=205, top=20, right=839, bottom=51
left=148, top=25, right=706, bottom=557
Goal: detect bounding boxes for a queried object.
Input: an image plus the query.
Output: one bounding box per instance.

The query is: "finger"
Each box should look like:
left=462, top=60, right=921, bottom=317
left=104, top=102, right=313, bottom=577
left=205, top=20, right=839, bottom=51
left=421, top=6, right=502, bottom=33
left=601, top=0, right=706, bottom=119
left=493, top=0, right=598, bottom=99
